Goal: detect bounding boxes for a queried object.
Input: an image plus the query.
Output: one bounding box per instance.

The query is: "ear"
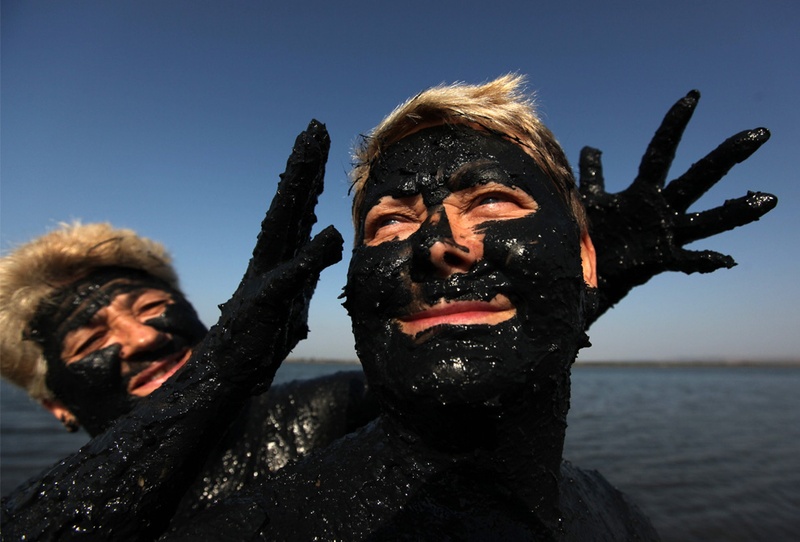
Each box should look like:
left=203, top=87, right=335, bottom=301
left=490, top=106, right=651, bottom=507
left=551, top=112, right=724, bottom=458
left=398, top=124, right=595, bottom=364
left=580, top=232, right=597, bottom=288
left=42, top=399, right=80, bottom=432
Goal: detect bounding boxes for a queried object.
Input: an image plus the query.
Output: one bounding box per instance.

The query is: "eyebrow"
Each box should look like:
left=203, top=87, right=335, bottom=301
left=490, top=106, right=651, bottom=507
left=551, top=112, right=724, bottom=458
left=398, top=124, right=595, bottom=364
left=446, top=160, right=508, bottom=192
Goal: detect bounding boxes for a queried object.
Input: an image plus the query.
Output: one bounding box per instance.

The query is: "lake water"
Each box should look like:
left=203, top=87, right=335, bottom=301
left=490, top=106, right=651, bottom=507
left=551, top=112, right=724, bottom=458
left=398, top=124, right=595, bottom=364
left=2, top=363, right=798, bottom=541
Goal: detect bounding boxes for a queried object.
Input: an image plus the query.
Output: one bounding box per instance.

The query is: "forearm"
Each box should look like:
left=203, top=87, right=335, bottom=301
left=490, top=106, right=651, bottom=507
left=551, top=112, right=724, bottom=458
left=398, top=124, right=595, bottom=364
left=0, top=359, right=252, bottom=541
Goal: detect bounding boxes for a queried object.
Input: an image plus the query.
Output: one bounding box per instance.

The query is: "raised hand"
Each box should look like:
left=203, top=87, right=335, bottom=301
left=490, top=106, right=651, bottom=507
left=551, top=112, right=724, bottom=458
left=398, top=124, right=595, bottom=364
left=198, top=119, right=343, bottom=392
left=579, top=91, right=777, bottom=325
left=1, top=121, right=343, bottom=541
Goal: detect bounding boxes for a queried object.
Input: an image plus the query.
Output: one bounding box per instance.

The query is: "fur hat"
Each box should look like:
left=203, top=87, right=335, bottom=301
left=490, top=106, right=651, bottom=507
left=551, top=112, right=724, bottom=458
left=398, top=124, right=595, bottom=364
left=0, top=222, right=180, bottom=401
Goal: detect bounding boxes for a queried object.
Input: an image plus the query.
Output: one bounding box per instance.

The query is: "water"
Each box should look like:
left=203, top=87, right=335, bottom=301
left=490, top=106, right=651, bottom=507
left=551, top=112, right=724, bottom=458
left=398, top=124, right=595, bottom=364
left=2, top=364, right=798, bottom=541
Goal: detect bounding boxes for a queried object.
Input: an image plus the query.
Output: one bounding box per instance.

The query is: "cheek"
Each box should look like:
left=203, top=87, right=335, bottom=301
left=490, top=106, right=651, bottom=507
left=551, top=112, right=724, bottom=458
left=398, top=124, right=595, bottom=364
left=481, top=215, right=585, bottom=323
left=482, top=214, right=581, bottom=277
left=47, top=345, right=124, bottom=395
left=344, top=242, right=415, bottom=320
left=45, top=345, right=140, bottom=435
left=145, top=300, right=207, bottom=344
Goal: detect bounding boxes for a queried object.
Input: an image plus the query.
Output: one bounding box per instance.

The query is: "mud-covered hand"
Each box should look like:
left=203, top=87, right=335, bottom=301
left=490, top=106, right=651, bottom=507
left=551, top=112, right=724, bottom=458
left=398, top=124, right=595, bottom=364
left=579, top=91, right=777, bottom=325
left=0, top=121, right=343, bottom=542
left=196, top=119, right=343, bottom=393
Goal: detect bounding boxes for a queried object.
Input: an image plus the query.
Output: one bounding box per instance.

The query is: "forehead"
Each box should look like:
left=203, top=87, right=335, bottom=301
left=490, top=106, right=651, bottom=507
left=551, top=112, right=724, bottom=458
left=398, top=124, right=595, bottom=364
left=362, top=124, right=560, bottom=212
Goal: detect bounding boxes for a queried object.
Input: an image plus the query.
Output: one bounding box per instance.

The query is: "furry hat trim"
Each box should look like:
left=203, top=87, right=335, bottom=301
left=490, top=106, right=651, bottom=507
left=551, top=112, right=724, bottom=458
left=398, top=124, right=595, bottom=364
left=0, top=222, right=180, bottom=401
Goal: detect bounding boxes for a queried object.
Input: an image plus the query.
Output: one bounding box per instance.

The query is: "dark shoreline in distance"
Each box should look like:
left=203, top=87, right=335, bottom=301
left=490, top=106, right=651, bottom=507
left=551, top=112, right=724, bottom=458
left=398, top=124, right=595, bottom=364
left=285, top=358, right=800, bottom=368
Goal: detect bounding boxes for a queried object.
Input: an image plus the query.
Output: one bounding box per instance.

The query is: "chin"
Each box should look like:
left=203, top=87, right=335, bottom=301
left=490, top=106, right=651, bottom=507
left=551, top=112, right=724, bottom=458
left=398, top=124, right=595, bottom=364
left=364, top=320, right=544, bottom=412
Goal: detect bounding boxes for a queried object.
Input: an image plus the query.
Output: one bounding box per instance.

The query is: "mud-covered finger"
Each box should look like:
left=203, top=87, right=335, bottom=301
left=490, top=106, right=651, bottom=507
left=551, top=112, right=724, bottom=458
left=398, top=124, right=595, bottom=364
left=671, top=248, right=736, bottom=274
left=252, top=120, right=331, bottom=271
left=675, top=191, right=777, bottom=245
left=579, top=146, right=607, bottom=197
left=663, top=128, right=771, bottom=211
left=633, top=90, right=700, bottom=190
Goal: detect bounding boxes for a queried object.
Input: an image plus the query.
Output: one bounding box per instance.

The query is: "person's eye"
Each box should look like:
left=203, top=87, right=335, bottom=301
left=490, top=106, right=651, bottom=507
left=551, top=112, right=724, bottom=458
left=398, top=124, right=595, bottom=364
left=470, top=188, right=525, bottom=209
left=365, top=212, right=415, bottom=243
left=464, top=185, right=537, bottom=220
left=475, top=193, right=513, bottom=206
left=363, top=196, right=424, bottom=245
left=135, top=295, right=172, bottom=319
left=72, top=332, right=107, bottom=359
left=376, top=214, right=405, bottom=228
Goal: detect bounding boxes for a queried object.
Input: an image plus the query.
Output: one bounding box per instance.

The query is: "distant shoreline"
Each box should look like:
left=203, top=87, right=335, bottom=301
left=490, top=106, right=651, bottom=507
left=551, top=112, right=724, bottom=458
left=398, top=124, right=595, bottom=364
left=285, top=358, right=800, bottom=368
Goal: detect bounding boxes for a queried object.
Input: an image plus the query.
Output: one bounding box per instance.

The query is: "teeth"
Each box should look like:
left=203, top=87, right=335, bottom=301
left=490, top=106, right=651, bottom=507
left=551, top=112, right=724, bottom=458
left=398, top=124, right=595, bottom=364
left=131, top=354, right=182, bottom=390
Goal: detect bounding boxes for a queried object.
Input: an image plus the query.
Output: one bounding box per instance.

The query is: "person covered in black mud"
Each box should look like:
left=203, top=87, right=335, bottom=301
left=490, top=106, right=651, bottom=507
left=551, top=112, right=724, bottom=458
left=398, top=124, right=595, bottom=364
left=0, top=221, right=378, bottom=519
left=159, top=75, right=776, bottom=541
left=0, top=74, right=776, bottom=540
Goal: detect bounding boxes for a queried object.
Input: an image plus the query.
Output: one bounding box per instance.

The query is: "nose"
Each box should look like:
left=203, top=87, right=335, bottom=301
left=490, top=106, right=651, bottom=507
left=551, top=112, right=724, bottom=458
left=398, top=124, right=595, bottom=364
left=112, top=315, right=169, bottom=360
left=411, top=206, right=481, bottom=279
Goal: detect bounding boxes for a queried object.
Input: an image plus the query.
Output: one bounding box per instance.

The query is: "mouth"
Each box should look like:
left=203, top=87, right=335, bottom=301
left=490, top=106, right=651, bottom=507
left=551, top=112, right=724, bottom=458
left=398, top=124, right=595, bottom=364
left=397, top=294, right=516, bottom=336
left=127, top=348, right=193, bottom=397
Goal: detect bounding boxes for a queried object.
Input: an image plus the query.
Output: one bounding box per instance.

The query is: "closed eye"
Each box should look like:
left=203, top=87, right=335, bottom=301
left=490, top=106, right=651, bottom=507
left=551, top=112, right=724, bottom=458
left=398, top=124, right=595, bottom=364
left=70, top=330, right=107, bottom=360
left=363, top=195, right=425, bottom=245
left=133, top=291, right=174, bottom=320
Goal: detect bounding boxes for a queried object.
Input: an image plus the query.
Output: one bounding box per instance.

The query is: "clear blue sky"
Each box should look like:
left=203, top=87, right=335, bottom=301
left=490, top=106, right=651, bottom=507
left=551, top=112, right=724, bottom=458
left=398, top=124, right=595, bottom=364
left=2, top=0, right=798, bottom=362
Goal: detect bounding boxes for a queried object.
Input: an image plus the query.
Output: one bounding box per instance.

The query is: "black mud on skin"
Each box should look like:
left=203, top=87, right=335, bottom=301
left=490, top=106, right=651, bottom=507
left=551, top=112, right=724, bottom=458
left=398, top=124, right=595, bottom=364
left=578, top=91, right=778, bottom=324
left=345, top=125, right=590, bottom=421
left=33, top=272, right=208, bottom=436
left=164, top=126, right=658, bottom=540
left=1, top=120, right=346, bottom=541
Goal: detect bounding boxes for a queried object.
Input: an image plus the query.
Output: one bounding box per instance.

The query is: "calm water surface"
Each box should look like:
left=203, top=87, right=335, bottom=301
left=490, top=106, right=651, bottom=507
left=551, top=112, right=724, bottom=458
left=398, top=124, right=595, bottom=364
left=2, top=364, right=798, bottom=541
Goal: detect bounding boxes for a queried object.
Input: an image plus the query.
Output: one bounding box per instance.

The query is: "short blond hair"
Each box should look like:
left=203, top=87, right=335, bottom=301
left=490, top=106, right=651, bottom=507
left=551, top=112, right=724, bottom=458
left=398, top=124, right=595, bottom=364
left=350, top=74, right=587, bottom=232
left=0, top=222, right=180, bottom=401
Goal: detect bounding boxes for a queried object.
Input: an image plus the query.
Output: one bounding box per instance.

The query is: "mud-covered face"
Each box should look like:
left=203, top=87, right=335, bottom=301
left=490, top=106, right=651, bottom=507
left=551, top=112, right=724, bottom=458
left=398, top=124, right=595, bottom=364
left=344, top=125, right=590, bottom=416
left=29, top=270, right=208, bottom=435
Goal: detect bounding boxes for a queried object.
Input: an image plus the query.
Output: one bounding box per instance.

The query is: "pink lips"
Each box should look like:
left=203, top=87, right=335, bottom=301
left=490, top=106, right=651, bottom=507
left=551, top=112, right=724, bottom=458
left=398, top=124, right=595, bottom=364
left=398, top=295, right=516, bottom=336
left=127, top=348, right=192, bottom=397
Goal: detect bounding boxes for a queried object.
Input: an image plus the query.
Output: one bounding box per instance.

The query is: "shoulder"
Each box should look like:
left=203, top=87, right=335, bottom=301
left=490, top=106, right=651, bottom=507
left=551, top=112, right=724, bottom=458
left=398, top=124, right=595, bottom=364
left=559, top=461, right=661, bottom=541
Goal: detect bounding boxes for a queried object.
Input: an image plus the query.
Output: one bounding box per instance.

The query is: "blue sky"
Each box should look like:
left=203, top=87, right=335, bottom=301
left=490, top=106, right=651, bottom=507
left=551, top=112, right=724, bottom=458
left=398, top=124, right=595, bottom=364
left=2, top=0, right=798, bottom=362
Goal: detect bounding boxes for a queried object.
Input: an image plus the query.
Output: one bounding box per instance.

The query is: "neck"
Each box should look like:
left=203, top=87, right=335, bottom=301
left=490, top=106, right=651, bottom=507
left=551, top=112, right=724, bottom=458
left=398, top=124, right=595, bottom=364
left=380, top=363, right=571, bottom=529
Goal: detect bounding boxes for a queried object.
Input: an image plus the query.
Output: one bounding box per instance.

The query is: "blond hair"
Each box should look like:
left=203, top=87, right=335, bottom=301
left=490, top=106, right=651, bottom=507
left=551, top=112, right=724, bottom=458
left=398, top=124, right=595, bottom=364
left=350, top=74, right=587, bottom=232
left=0, top=222, right=180, bottom=401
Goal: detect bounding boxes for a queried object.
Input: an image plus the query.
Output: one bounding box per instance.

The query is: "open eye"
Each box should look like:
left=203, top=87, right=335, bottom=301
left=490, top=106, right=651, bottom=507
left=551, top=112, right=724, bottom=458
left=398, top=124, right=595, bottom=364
left=465, top=185, right=538, bottom=220
left=475, top=192, right=514, bottom=206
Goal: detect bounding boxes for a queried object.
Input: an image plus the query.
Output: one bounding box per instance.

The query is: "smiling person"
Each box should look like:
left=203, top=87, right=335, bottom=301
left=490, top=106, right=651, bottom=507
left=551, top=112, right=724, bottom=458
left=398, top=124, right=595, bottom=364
left=0, top=222, right=372, bottom=447
left=1, top=77, right=776, bottom=540
left=0, top=124, right=368, bottom=540
left=165, top=75, right=777, bottom=541
left=0, top=224, right=207, bottom=436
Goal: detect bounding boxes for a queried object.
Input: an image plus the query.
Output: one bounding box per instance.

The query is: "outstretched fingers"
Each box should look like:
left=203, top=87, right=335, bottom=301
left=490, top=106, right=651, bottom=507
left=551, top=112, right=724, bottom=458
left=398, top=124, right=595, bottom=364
left=663, top=128, right=771, bottom=211
left=675, top=191, right=778, bottom=245
left=251, top=120, right=331, bottom=274
left=633, top=90, right=700, bottom=190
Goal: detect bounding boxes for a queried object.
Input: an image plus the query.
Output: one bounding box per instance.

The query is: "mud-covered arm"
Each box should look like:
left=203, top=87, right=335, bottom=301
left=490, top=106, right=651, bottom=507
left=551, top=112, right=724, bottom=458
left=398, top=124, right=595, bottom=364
left=0, top=120, right=343, bottom=541
left=580, top=91, right=777, bottom=326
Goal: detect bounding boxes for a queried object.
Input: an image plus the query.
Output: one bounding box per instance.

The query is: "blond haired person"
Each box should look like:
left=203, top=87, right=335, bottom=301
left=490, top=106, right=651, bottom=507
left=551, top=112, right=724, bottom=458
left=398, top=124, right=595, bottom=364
left=2, top=78, right=774, bottom=539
